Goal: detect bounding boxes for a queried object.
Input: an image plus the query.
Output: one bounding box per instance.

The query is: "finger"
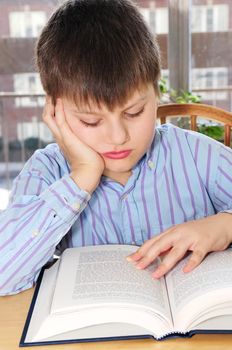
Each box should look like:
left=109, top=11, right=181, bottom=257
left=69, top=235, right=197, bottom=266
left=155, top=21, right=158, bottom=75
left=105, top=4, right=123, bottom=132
left=42, top=96, right=54, bottom=120
left=126, top=251, right=143, bottom=262
left=152, top=245, right=189, bottom=279
left=159, top=247, right=172, bottom=257
left=43, top=96, right=61, bottom=139
left=126, top=238, right=157, bottom=262
left=54, top=98, right=66, bottom=128
left=133, top=237, right=176, bottom=270
left=183, top=249, right=206, bottom=273
left=55, top=99, right=78, bottom=142
left=134, top=244, right=173, bottom=270
left=126, top=226, right=175, bottom=262
left=134, top=228, right=181, bottom=268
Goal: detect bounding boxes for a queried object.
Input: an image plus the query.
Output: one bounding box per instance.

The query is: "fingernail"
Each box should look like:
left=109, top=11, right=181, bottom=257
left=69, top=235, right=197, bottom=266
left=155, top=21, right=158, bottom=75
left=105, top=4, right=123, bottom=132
left=183, top=260, right=196, bottom=273
left=152, top=269, right=161, bottom=279
left=135, top=264, right=143, bottom=269
left=126, top=256, right=132, bottom=261
left=183, top=265, right=192, bottom=273
left=130, top=252, right=141, bottom=261
left=152, top=274, right=160, bottom=279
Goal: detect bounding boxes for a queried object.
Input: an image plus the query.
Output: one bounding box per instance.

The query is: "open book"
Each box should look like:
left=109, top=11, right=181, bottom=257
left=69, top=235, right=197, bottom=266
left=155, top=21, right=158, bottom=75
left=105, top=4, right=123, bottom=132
left=20, top=244, right=232, bottom=346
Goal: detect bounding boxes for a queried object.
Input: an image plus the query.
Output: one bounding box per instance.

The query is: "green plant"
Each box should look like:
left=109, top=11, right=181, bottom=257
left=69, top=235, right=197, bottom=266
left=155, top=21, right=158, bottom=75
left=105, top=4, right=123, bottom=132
left=197, top=125, right=224, bottom=141
left=159, top=78, right=201, bottom=104
left=158, top=78, right=224, bottom=142
left=169, top=89, right=201, bottom=103
left=159, top=77, right=169, bottom=95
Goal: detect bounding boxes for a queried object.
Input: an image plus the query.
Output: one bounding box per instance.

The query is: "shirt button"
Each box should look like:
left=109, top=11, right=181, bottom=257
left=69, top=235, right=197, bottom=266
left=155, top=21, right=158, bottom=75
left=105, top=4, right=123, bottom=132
left=148, top=160, right=155, bottom=169
left=31, top=230, right=40, bottom=238
left=72, top=202, right=81, bottom=211
left=121, top=194, right=128, bottom=200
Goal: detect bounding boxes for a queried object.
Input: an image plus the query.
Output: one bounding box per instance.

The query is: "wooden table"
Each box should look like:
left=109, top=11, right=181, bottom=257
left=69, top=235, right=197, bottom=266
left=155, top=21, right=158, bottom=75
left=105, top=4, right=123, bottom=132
left=1, top=288, right=232, bottom=350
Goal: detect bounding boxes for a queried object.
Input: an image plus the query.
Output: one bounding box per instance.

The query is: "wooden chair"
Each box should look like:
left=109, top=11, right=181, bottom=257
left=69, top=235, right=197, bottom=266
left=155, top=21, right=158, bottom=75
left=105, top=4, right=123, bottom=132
left=157, top=103, right=232, bottom=147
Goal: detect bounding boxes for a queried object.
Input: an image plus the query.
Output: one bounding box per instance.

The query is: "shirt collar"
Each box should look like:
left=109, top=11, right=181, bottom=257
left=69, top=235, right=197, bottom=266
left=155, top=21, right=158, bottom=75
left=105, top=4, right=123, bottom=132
left=144, top=127, right=162, bottom=171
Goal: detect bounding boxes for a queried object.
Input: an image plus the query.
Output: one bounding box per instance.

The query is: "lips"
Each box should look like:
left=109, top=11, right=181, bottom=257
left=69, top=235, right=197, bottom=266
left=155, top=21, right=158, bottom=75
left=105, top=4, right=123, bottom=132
left=102, top=150, right=132, bottom=159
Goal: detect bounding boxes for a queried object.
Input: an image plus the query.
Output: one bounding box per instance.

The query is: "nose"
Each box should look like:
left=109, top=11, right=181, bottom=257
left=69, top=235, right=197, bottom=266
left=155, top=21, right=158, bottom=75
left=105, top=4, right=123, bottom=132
left=106, top=120, right=130, bottom=145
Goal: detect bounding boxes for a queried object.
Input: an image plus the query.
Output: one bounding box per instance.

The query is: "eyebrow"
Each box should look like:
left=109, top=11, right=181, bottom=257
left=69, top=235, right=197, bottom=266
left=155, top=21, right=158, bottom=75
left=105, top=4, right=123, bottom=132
left=73, top=95, right=147, bottom=115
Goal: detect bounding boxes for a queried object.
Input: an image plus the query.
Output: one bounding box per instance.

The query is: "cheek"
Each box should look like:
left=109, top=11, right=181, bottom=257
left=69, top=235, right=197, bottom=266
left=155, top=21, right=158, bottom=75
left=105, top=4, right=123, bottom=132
left=143, top=109, right=157, bottom=141
left=133, top=116, right=156, bottom=146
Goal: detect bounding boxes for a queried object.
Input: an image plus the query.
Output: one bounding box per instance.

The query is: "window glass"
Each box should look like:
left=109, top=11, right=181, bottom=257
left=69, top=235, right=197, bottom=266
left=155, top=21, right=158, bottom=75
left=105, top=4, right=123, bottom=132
left=138, top=1, right=169, bottom=84
left=191, top=0, right=231, bottom=110
left=0, top=0, right=57, bottom=191
left=9, top=11, right=47, bottom=37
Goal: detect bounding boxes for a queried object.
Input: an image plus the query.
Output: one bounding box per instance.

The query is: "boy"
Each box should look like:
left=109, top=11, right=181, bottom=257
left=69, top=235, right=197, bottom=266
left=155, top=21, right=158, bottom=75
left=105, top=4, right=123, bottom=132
left=0, top=0, right=232, bottom=296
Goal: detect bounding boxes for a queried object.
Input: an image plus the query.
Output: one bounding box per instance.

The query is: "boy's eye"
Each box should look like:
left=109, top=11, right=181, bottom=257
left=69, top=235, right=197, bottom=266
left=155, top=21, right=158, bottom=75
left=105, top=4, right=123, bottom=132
left=80, top=106, right=145, bottom=127
left=80, top=120, right=100, bottom=127
left=126, top=107, right=144, bottom=118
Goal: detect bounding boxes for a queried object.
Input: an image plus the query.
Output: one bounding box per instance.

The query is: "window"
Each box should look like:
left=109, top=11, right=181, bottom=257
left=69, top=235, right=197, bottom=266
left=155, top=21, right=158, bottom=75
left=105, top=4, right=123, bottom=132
left=156, top=8, right=168, bottom=34
left=13, top=73, right=44, bottom=107
left=149, top=8, right=156, bottom=34
left=140, top=7, right=168, bottom=34
left=9, top=11, right=46, bottom=38
left=17, top=116, right=53, bottom=143
left=205, top=71, right=213, bottom=88
left=206, top=8, right=213, bottom=32
left=192, top=67, right=228, bottom=100
left=192, top=5, right=229, bottom=33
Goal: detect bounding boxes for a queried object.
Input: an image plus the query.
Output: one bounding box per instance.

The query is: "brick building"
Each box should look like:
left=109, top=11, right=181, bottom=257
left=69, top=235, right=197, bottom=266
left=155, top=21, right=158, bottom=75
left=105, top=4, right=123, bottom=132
left=0, top=0, right=231, bottom=143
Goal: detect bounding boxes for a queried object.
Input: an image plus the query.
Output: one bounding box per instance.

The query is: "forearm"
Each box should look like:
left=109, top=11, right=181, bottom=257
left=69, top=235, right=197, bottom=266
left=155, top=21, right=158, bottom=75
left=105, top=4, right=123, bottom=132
left=0, top=175, right=90, bottom=295
left=0, top=200, right=56, bottom=295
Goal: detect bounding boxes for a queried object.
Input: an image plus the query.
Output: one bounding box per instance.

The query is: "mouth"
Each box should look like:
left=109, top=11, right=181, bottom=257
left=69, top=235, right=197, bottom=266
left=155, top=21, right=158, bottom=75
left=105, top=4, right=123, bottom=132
left=102, top=150, right=132, bottom=159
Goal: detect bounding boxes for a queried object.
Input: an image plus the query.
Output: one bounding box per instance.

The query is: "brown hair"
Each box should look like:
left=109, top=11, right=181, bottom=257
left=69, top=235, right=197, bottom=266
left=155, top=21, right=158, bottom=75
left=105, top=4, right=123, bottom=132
left=36, top=0, right=161, bottom=110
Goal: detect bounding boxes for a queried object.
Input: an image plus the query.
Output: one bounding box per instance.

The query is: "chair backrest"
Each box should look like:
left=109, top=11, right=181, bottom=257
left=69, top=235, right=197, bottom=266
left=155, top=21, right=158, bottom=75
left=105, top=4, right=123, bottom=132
left=157, top=103, right=232, bottom=147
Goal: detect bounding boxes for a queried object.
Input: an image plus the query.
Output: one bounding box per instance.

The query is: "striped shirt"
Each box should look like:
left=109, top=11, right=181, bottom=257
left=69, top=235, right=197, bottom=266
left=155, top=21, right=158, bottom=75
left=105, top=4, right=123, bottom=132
left=1, top=123, right=232, bottom=295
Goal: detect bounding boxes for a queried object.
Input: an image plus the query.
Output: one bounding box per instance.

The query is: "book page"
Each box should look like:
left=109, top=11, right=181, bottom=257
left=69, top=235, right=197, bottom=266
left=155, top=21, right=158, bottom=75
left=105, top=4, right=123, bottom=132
left=24, top=260, right=60, bottom=343
left=165, top=249, right=232, bottom=329
left=51, top=245, right=171, bottom=320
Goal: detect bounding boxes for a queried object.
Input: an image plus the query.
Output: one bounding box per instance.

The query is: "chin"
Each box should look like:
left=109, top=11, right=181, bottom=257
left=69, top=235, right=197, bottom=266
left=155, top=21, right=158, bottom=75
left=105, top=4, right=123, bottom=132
left=106, top=160, right=135, bottom=171
left=104, top=161, right=130, bottom=171
left=107, top=167, right=131, bottom=173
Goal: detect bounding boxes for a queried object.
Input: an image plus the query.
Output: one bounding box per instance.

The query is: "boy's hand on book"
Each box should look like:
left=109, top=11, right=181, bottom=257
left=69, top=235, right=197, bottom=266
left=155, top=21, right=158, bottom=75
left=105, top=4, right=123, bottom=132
left=127, top=213, right=232, bottom=278
left=43, top=97, right=105, bottom=193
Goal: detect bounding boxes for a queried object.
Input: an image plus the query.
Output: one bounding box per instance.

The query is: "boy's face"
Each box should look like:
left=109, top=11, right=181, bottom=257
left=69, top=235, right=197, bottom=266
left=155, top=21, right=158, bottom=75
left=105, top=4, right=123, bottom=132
left=62, top=83, right=158, bottom=184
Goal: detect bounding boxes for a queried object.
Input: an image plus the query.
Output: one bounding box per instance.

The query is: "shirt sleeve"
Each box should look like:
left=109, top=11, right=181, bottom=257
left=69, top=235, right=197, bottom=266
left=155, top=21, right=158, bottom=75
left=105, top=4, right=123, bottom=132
left=185, top=130, right=232, bottom=214
left=0, top=147, right=91, bottom=295
left=213, top=145, right=232, bottom=213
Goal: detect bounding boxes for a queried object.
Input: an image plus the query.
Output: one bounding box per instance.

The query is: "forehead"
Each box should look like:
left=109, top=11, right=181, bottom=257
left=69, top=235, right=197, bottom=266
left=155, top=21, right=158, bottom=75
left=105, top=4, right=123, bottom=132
left=63, top=84, right=153, bottom=113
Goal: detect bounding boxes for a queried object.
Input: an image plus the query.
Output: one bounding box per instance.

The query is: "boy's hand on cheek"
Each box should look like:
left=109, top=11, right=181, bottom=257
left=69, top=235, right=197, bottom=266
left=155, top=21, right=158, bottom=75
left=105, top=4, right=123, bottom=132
left=43, top=97, right=105, bottom=193
left=127, top=213, right=232, bottom=278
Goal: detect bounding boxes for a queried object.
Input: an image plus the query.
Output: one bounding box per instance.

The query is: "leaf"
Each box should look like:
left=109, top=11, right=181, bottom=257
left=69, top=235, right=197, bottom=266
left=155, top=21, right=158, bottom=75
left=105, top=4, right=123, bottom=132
left=159, top=77, right=202, bottom=104
left=198, top=125, right=224, bottom=140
